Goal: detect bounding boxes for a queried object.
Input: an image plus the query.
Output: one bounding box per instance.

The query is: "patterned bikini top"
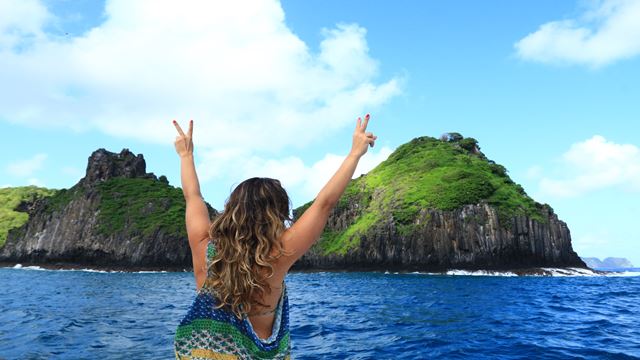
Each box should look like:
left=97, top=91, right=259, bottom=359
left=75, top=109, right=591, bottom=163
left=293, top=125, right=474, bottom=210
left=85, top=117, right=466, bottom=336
left=174, top=239, right=291, bottom=359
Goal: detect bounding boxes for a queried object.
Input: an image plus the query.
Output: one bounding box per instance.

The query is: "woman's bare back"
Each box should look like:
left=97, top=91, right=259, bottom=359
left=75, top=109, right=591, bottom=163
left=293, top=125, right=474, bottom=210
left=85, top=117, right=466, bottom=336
left=246, top=244, right=290, bottom=339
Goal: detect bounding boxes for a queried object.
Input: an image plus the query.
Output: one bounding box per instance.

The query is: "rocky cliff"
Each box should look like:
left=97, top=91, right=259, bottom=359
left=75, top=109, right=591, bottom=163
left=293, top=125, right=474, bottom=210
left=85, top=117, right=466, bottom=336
left=1, top=136, right=587, bottom=272
left=292, top=135, right=586, bottom=271
left=0, top=149, right=216, bottom=270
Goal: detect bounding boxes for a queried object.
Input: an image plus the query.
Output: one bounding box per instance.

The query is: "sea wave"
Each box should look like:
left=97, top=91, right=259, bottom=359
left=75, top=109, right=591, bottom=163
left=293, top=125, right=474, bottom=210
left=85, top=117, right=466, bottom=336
left=442, top=269, right=519, bottom=277
left=537, top=267, right=640, bottom=277
left=387, top=267, right=640, bottom=277
left=5, top=263, right=639, bottom=277
left=3, top=263, right=167, bottom=274
left=381, top=270, right=519, bottom=276
left=1, top=266, right=639, bottom=358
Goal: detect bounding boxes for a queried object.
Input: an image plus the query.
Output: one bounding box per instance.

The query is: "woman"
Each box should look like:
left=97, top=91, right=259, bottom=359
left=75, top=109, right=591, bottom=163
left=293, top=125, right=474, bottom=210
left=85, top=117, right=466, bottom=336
left=173, top=114, right=377, bottom=359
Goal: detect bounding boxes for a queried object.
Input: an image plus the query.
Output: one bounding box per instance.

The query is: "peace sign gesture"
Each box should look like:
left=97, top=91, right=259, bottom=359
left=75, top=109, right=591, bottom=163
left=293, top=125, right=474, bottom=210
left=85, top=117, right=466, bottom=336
left=173, top=119, right=194, bottom=158
left=349, top=113, right=377, bottom=158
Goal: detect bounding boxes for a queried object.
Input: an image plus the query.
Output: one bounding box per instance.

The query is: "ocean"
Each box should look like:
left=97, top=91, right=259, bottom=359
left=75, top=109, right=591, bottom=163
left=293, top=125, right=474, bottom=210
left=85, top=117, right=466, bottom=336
left=1, top=266, right=638, bottom=359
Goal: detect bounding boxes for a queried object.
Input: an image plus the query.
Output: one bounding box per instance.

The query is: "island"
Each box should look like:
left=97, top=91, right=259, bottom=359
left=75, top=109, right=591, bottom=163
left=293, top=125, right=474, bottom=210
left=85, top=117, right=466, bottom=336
left=0, top=133, right=588, bottom=274
left=581, top=257, right=634, bottom=269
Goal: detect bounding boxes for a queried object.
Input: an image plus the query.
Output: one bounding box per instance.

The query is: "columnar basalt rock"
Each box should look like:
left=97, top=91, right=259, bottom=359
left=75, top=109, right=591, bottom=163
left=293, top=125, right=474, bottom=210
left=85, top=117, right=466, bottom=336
left=0, top=149, right=217, bottom=270
left=292, top=201, right=585, bottom=271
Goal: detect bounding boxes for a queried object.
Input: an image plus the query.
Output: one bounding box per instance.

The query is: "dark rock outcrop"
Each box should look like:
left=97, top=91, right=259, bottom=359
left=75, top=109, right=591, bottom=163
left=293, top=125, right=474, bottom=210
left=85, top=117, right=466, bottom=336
left=0, top=149, right=214, bottom=271
left=81, top=148, right=155, bottom=185
left=293, top=201, right=585, bottom=271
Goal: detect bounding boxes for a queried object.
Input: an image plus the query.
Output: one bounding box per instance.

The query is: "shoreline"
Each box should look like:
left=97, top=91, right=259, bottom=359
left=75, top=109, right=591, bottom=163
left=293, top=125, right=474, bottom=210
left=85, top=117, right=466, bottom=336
left=0, top=261, right=618, bottom=276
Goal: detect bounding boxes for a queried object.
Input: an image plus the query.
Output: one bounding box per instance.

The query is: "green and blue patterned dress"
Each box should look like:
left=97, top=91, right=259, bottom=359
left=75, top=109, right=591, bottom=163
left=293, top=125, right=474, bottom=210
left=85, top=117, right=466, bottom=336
left=174, top=241, right=291, bottom=359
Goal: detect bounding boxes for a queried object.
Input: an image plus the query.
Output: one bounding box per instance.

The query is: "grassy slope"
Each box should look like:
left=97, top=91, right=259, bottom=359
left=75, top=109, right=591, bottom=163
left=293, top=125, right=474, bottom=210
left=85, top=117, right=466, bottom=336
left=0, top=186, right=57, bottom=247
left=95, top=177, right=187, bottom=239
left=1, top=177, right=188, bottom=248
left=295, top=135, right=550, bottom=255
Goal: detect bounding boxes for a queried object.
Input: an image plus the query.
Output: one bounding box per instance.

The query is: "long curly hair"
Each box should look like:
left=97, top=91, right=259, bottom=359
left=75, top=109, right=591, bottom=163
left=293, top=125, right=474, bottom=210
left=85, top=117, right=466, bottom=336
left=206, top=177, right=293, bottom=318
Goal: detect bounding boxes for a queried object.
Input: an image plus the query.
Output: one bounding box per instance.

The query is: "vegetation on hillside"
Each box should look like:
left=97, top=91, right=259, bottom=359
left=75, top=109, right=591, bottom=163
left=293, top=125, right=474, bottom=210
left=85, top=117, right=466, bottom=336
left=1, top=176, right=189, bottom=247
left=294, top=134, right=550, bottom=255
left=0, top=186, right=57, bottom=247
left=96, top=177, right=187, bottom=239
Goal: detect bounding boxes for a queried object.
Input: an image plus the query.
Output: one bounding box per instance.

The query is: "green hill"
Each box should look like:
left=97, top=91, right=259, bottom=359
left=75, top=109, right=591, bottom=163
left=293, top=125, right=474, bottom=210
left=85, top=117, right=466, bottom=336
left=0, top=186, right=57, bottom=247
left=0, top=149, right=206, bottom=270
left=295, top=134, right=551, bottom=256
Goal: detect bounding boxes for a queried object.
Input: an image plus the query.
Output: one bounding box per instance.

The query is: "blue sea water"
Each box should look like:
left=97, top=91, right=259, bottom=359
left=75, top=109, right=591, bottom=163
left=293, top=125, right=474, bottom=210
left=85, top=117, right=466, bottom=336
left=0, top=266, right=639, bottom=360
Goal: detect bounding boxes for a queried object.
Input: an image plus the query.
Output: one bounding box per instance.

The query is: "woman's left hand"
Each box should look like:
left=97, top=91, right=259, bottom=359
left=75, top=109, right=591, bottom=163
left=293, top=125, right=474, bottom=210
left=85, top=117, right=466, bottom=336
left=173, top=119, right=194, bottom=158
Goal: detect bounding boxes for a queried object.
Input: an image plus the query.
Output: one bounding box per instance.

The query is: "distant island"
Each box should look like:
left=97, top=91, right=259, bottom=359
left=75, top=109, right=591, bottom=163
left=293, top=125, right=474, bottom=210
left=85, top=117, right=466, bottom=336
left=1, top=134, right=588, bottom=273
left=581, top=257, right=635, bottom=269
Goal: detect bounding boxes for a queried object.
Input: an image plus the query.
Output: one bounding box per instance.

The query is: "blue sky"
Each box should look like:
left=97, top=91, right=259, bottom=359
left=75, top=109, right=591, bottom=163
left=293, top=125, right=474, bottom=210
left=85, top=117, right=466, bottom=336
left=1, top=0, right=639, bottom=265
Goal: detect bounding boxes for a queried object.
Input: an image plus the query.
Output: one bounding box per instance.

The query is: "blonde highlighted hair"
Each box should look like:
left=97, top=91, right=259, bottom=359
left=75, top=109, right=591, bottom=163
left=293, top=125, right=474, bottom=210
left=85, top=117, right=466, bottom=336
left=206, top=177, right=293, bottom=318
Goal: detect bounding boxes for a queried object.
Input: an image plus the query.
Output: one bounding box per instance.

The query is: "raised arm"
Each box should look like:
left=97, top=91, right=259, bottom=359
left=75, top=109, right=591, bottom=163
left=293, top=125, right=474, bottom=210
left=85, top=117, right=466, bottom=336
left=173, top=120, right=211, bottom=280
left=279, top=114, right=377, bottom=268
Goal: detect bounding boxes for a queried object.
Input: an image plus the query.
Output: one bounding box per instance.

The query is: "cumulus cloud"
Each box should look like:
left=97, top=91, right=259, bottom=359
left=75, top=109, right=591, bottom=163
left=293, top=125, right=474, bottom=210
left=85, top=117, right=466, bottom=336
left=0, top=0, right=401, bottom=201
left=0, top=0, right=51, bottom=50
left=537, top=135, right=640, bottom=197
left=514, top=0, right=640, bottom=67
left=6, top=153, right=48, bottom=177
left=206, top=145, right=394, bottom=202
left=0, top=0, right=400, bottom=153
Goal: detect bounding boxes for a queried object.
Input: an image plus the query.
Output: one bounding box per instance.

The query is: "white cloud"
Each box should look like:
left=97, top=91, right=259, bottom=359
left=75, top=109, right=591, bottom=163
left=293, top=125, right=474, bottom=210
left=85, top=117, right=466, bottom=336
left=203, top=145, right=394, bottom=201
left=537, top=135, right=640, bottom=197
left=298, top=145, right=394, bottom=198
left=514, top=0, right=640, bottom=67
left=0, top=0, right=51, bottom=50
left=0, top=0, right=400, bottom=161
left=6, top=153, right=48, bottom=177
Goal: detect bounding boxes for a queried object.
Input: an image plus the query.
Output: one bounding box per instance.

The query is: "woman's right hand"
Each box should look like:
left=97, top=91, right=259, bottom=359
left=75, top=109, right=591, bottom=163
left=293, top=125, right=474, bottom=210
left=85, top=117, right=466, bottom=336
left=349, top=113, right=377, bottom=158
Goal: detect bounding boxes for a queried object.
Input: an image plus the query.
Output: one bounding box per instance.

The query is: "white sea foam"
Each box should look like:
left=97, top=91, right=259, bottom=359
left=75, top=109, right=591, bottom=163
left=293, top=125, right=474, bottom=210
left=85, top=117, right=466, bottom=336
left=10, top=264, right=48, bottom=271
left=413, top=267, right=640, bottom=277
left=534, top=267, right=599, bottom=277
left=508, top=267, right=639, bottom=277
left=3, top=264, right=168, bottom=274
left=601, top=270, right=640, bottom=277
left=443, top=270, right=518, bottom=277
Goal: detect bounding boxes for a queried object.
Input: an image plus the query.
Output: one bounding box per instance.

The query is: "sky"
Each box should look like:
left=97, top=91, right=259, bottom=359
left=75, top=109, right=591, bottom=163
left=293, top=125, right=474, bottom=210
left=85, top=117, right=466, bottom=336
left=0, top=0, right=639, bottom=265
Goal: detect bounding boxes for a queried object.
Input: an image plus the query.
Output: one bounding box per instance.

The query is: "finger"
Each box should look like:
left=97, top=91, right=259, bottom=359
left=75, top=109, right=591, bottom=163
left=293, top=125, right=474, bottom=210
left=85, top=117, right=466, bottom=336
left=188, top=119, right=193, bottom=138
left=365, top=131, right=373, bottom=137
left=356, top=117, right=362, bottom=130
left=369, top=139, right=375, bottom=147
left=362, top=113, right=370, bottom=131
left=173, top=120, right=186, bottom=137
